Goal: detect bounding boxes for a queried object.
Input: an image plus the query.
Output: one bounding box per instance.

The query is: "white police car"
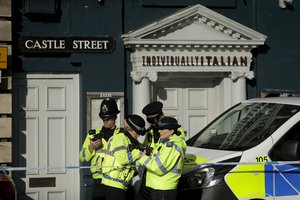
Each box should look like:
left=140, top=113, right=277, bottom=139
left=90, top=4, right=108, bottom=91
left=179, top=97, right=300, bottom=200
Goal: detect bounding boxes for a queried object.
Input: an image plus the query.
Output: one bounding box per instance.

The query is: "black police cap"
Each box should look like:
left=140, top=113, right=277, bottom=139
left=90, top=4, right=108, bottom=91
left=142, top=101, right=163, bottom=118
left=99, top=97, right=120, bottom=119
left=126, top=114, right=146, bottom=136
left=159, top=117, right=181, bottom=130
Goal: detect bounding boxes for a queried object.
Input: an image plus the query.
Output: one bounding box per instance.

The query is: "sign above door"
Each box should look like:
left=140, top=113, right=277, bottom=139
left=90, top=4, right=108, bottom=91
left=122, top=4, right=267, bottom=80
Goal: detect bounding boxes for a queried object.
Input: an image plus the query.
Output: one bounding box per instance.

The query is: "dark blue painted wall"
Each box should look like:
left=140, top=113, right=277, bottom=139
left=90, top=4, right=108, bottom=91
left=15, top=1, right=125, bottom=199
left=19, top=0, right=124, bottom=92
left=256, top=1, right=300, bottom=94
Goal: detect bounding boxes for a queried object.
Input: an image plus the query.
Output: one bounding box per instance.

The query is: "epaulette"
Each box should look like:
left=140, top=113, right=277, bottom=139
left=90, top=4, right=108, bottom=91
left=166, top=142, right=174, bottom=147
left=160, top=138, right=169, bottom=144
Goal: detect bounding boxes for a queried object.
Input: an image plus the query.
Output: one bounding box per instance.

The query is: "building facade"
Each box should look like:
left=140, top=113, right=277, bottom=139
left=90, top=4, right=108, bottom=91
left=0, top=0, right=298, bottom=199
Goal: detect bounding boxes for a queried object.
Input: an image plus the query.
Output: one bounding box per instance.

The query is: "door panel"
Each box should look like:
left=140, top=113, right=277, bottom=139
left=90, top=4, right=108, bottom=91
left=154, top=81, right=215, bottom=139
left=13, top=75, right=79, bottom=200
left=185, top=88, right=212, bottom=138
left=157, top=87, right=182, bottom=118
left=47, top=117, right=66, bottom=174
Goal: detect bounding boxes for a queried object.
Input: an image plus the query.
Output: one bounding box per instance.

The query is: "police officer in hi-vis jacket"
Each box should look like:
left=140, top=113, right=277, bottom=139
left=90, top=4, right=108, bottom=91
left=135, top=102, right=186, bottom=200
left=138, top=117, right=187, bottom=200
left=142, top=101, right=186, bottom=150
left=101, top=114, right=146, bottom=200
left=80, top=97, right=122, bottom=200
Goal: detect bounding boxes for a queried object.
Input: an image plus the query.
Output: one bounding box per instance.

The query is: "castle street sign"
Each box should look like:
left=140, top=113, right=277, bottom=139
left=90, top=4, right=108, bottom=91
left=19, top=36, right=115, bottom=54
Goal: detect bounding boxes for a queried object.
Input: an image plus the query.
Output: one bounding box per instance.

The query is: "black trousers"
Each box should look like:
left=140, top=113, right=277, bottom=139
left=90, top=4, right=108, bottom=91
left=136, top=185, right=178, bottom=200
left=102, top=184, right=127, bottom=200
left=92, top=179, right=105, bottom=200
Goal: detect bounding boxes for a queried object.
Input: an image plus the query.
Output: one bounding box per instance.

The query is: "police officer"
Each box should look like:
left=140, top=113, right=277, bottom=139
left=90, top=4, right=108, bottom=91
left=80, top=97, right=122, bottom=200
left=101, top=115, right=146, bottom=200
left=142, top=101, right=186, bottom=149
left=136, top=102, right=186, bottom=200
left=138, top=117, right=187, bottom=200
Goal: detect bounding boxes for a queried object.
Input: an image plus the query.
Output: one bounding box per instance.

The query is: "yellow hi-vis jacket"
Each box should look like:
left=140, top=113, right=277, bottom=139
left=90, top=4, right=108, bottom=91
left=143, top=127, right=186, bottom=149
left=79, top=126, right=121, bottom=179
left=101, top=132, right=140, bottom=190
left=138, top=134, right=186, bottom=190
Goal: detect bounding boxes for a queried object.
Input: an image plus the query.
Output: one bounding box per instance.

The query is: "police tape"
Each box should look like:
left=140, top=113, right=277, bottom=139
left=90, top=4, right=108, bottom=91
left=1, top=161, right=300, bottom=172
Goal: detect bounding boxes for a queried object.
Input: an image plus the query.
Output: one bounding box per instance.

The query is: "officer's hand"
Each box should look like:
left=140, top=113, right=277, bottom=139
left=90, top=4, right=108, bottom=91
left=139, top=150, right=146, bottom=158
left=89, top=139, right=102, bottom=152
left=145, top=146, right=153, bottom=156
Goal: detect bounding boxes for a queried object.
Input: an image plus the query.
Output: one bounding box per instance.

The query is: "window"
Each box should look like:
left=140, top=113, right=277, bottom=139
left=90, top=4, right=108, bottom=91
left=192, top=102, right=299, bottom=151
left=86, top=92, right=124, bottom=131
left=270, top=121, right=300, bottom=161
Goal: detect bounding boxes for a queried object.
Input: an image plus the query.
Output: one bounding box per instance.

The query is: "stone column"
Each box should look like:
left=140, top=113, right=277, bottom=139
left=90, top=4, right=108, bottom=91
left=131, top=71, right=157, bottom=143
left=131, top=71, right=158, bottom=116
left=229, top=71, right=254, bottom=105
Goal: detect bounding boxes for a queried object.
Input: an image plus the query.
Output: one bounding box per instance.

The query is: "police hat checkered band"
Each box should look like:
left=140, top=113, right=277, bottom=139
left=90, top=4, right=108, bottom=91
left=160, top=122, right=176, bottom=127
left=159, top=118, right=181, bottom=129
left=127, top=118, right=145, bottom=131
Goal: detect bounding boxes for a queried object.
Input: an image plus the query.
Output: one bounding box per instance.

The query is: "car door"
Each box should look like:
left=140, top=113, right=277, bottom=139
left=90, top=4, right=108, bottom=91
left=269, top=120, right=300, bottom=200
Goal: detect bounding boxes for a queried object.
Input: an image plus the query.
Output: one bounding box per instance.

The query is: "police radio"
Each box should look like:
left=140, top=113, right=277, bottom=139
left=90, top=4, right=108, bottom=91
left=89, top=129, right=104, bottom=141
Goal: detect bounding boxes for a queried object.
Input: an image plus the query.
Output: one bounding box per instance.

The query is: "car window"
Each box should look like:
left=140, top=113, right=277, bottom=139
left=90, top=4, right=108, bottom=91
left=192, top=103, right=299, bottom=151
left=270, top=121, right=300, bottom=161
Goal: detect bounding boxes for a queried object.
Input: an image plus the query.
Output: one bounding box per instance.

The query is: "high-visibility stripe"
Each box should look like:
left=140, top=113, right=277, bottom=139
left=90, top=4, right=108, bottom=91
left=102, top=173, right=130, bottom=186
left=101, top=146, right=127, bottom=156
left=155, top=155, right=167, bottom=173
left=113, top=145, right=127, bottom=152
left=101, top=150, right=113, bottom=156
left=144, top=157, right=151, bottom=166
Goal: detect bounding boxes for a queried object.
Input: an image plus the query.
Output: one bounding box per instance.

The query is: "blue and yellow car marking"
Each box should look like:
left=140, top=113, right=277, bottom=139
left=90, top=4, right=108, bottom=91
left=226, top=164, right=266, bottom=198
left=226, top=163, right=300, bottom=198
left=265, top=164, right=300, bottom=197
left=183, top=153, right=300, bottom=199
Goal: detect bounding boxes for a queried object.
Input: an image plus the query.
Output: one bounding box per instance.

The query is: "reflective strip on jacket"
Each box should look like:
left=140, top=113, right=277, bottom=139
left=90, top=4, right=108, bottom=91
left=144, top=127, right=186, bottom=149
left=79, top=127, right=121, bottom=179
left=101, top=132, right=140, bottom=190
left=138, top=134, right=187, bottom=190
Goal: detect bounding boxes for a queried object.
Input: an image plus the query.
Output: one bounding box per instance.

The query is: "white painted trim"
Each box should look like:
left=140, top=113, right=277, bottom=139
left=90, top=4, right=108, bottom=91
left=124, top=39, right=264, bottom=46
left=123, top=4, right=267, bottom=43
left=13, top=73, right=79, bottom=79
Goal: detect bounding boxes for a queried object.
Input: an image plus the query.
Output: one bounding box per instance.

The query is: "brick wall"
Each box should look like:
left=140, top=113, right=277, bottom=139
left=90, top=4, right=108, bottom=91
left=0, top=0, right=12, bottom=166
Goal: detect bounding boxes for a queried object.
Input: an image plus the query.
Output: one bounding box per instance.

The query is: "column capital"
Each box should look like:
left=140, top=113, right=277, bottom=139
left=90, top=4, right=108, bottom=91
left=130, top=71, right=158, bottom=83
left=147, top=71, right=158, bottom=82
left=229, top=71, right=254, bottom=81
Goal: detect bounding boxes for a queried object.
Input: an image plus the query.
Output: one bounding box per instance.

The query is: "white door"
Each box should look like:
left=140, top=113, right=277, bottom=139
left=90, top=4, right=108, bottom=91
left=153, top=80, right=216, bottom=139
left=13, top=74, right=80, bottom=200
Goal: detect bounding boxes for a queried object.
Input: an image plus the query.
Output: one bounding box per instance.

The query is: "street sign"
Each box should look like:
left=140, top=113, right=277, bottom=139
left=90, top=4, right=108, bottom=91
left=19, top=36, right=116, bottom=54
left=0, top=47, right=8, bottom=69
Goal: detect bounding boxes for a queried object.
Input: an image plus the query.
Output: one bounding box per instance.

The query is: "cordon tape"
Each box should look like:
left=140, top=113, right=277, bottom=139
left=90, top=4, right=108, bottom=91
left=1, top=161, right=300, bottom=172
